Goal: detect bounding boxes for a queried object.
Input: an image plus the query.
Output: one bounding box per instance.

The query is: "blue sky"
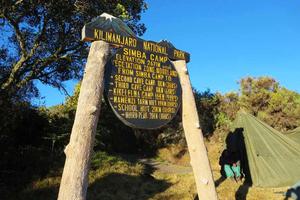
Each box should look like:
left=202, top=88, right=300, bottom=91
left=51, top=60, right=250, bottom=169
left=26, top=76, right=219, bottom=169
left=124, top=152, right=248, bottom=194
left=36, top=0, right=300, bottom=106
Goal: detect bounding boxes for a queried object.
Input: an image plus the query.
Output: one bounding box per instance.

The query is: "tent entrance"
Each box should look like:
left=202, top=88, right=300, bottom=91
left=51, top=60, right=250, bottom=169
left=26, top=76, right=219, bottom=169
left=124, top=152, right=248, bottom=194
left=223, top=128, right=252, bottom=184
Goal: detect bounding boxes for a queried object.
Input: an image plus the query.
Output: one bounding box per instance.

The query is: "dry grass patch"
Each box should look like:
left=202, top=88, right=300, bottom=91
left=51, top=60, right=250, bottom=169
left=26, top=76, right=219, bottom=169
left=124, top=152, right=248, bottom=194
left=7, top=152, right=172, bottom=200
left=206, top=139, right=289, bottom=200
left=156, top=139, right=290, bottom=200
left=150, top=172, right=197, bottom=200
left=157, top=144, right=191, bottom=166
left=3, top=143, right=292, bottom=200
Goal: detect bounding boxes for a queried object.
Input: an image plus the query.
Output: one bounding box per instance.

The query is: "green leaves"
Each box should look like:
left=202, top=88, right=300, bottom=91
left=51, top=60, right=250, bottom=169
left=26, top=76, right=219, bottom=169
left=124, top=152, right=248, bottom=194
left=218, top=76, right=300, bottom=132
left=114, top=4, right=130, bottom=20
left=0, top=0, right=147, bottom=101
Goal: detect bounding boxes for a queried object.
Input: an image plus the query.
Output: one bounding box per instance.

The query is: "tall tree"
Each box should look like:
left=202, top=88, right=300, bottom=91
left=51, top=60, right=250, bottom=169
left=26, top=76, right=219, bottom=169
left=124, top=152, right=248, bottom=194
left=264, top=87, right=300, bottom=131
left=219, top=76, right=300, bottom=131
left=0, top=0, right=146, bottom=99
left=194, top=88, right=220, bottom=136
left=239, top=76, right=278, bottom=115
left=217, top=92, right=240, bottom=121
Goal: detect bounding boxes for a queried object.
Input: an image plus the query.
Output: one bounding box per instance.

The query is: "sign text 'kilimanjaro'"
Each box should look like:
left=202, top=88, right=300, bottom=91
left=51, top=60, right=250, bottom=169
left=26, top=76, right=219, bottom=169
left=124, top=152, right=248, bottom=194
left=82, top=26, right=190, bottom=63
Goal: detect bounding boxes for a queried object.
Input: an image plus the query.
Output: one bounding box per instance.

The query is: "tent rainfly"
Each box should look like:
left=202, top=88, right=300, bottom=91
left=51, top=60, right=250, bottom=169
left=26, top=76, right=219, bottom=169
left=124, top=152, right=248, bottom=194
left=286, top=127, right=300, bottom=144
left=231, top=112, right=300, bottom=187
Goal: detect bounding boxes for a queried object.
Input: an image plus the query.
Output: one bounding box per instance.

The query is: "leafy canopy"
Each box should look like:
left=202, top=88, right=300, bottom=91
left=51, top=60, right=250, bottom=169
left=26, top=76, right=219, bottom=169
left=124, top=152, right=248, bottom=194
left=217, top=76, right=300, bottom=132
left=0, top=0, right=147, bottom=100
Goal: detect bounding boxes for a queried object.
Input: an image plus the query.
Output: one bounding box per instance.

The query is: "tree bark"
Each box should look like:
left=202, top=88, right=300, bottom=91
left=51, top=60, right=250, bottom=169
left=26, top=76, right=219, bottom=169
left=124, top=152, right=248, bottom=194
left=58, top=41, right=110, bottom=200
left=172, top=60, right=218, bottom=200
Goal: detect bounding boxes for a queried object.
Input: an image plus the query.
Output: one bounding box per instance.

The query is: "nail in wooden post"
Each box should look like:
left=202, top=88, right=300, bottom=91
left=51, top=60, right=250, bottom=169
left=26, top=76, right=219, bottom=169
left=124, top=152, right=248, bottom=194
left=172, top=60, right=218, bottom=200
left=58, top=41, right=110, bottom=200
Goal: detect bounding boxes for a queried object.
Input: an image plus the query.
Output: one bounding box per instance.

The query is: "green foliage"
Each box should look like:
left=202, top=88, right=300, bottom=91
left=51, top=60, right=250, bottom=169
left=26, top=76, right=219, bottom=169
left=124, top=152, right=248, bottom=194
left=0, top=0, right=147, bottom=100
left=156, top=120, right=185, bottom=148
left=114, top=3, right=131, bottom=20
left=96, top=99, right=137, bottom=153
left=215, top=112, right=232, bottom=131
left=90, top=151, right=126, bottom=170
left=0, top=102, right=48, bottom=147
left=47, top=82, right=138, bottom=153
left=0, top=2, right=148, bottom=179
left=36, top=76, right=300, bottom=158
left=41, top=105, right=74, bottom=153
left=263, top=87, right=300, bottom=131
left=239, top=76, right=278, bottom=115
left=217, top=76, right=300, bottom=132
left=64, top=81, right=81, bottom=110
left=194, top=88, right=220, bottom=136
left=217, top=92, right=240, bottom=120
left=1, top=74, right=299, bottom=199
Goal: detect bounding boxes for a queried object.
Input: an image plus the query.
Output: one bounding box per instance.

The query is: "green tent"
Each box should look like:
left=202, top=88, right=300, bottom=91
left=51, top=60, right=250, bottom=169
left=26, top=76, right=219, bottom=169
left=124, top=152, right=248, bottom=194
left=231, top=112, right=300, bottom=187
left=287, top=127, right=300, bottom=144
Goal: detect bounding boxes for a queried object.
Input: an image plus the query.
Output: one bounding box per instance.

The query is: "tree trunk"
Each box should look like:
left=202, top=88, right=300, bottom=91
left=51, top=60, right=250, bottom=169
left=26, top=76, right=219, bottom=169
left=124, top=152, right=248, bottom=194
left=58, top=41, right=110, bottom=200
left=172, top=60, right=218, bottom=200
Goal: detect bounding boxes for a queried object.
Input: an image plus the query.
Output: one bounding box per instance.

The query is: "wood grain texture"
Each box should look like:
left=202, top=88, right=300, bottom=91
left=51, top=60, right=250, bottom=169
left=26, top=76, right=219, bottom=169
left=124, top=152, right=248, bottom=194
left=172, top=60, right=218, bottom=200
left=58, top=41, right=110, bottom=200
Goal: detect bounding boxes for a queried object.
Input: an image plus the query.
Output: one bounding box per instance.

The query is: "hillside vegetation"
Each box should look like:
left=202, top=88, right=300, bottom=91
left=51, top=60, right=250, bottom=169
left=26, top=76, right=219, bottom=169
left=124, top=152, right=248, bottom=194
left=0, top=76, right=299, bottom=199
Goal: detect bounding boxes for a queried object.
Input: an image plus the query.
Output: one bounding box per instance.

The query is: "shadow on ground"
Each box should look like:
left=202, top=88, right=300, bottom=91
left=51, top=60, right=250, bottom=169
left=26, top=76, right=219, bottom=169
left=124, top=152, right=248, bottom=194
left=285, top=185, right=300, bottom=200
left=214, top=176, right=226, bottom=188
left=10, top=172, right=171, bottom=200
left=88, top=172, right=171, bottom=200
left=235, top=182, right=250, bottom=200
left=3, top=182, right=59, bottom=200
left=0, top=146, right=64, bottom=200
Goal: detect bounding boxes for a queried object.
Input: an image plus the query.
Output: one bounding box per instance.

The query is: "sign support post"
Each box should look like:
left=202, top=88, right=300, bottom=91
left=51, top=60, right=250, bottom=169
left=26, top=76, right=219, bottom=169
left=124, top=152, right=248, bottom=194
left=58, top=41, right=110, bottom=200
left=57, top=13, right=218, bottom=200
left=172, top=60, right=218, bottom=200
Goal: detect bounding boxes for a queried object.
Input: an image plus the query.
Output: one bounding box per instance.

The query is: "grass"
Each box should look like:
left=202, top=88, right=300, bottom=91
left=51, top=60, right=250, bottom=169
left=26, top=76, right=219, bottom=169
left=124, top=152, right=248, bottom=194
left=150, top=172, right=197, bottom=200
left=157, top=145, right=191, bottom=166
left=4, top=152, right=171, bottom=200
left=156, top=139, right=291, bottom=200
left=1, top=141, right=294, bottom=200
left=206, top=138, right=289, bottom=200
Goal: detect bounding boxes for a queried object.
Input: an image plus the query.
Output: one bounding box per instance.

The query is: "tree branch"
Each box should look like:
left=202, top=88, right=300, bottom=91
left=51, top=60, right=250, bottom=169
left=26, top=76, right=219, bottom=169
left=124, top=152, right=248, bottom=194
left=4, top=14, right=27, bottom=57
left=15, top=46, right=71, bottom=90
left=1, top=13, right=27, bottom=90
left=37, top=75, right=71, bottom=97
left=1, top=55, right=26, bottom=90
left=28, top=16, right=48, bottom=58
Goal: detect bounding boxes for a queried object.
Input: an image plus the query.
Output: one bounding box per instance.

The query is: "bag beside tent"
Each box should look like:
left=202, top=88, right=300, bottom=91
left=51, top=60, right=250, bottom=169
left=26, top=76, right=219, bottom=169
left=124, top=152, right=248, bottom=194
left=232, top=112, right=300, bottom=187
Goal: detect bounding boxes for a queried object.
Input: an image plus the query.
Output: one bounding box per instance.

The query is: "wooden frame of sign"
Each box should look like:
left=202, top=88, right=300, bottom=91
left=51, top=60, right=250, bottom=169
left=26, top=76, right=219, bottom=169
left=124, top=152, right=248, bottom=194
left=58, top=15, right=218, bottom=200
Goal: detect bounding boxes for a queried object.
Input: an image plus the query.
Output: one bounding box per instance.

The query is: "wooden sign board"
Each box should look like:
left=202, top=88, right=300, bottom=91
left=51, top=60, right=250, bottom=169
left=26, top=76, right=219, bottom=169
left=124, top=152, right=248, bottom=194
left=104, top=47, right=182, bottom=129
left=58, top=14, right=218, bottom=200
left=82, top=20, right=188, bottom=129
left=82, top=26, right=190, bottom=63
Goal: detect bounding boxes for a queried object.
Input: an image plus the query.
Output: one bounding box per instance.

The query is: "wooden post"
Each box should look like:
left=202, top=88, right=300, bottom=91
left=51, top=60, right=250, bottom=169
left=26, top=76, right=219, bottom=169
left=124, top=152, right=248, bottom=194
left=172, top=60, right=218, bottom=200
left=58, top=41, right=110, bottom=200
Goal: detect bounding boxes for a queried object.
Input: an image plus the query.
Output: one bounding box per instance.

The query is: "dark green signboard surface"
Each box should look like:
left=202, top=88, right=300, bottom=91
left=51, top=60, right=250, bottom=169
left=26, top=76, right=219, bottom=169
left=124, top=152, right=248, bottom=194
left=82, top=26, right=190, bottom=63
left=105, top=47, right=182, bottom=129
left=82, top=14, right=189, bottom=129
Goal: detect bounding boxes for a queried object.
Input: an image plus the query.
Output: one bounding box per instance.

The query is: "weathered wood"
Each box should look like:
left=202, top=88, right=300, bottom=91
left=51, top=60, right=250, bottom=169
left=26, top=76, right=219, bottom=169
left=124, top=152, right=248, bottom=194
left=171, top=60, right=218, bottom=200
left=57, top=41, right=110, bottom=200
